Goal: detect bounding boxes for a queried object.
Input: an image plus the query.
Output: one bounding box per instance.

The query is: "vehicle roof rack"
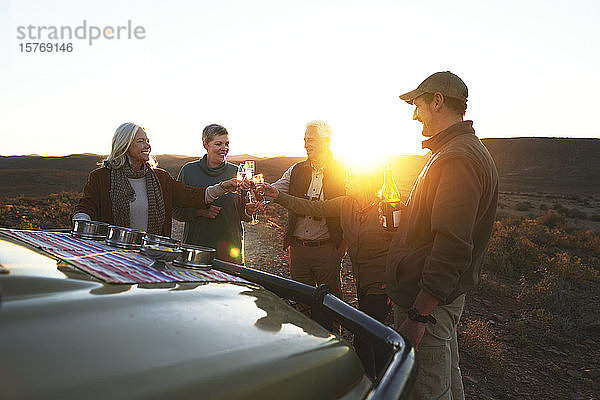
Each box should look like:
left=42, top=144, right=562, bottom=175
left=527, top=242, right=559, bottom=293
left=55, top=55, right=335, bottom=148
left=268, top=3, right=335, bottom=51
left=213, top=259, right=417, bottom=399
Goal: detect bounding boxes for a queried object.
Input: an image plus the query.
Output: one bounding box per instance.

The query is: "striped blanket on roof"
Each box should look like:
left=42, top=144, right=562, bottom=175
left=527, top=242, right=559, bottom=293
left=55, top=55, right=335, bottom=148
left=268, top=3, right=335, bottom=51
left=0, top=229, right=250, bottom=285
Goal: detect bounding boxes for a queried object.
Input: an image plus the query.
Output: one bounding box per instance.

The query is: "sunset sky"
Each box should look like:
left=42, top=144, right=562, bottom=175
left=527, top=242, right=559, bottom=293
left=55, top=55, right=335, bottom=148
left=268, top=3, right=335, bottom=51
left=1, top=0, right=598, bottom=162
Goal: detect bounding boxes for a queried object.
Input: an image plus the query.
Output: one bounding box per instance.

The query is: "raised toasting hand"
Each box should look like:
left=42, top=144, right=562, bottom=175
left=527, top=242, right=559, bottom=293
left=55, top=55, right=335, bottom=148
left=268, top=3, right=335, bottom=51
left=219, top=177, right=241, bottom=193
left=255, top=182, right=279, bottom=199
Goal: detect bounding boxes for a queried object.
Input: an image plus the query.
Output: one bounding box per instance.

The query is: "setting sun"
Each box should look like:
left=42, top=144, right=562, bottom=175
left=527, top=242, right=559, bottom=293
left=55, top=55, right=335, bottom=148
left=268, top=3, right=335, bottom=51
left=336, top=149, right=385, bottom=176
left=330, top=125, right=423, bottom=176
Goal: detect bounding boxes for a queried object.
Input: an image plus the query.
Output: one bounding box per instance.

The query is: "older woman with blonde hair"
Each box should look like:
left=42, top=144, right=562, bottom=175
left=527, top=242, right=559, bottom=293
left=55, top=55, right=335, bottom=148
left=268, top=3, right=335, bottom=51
left=73, top=122, right=238, bottom=237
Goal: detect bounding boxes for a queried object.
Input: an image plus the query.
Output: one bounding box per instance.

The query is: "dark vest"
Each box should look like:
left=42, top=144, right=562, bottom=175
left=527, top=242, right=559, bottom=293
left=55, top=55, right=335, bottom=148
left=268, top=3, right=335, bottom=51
left=284, top=158, right=346, bottom=249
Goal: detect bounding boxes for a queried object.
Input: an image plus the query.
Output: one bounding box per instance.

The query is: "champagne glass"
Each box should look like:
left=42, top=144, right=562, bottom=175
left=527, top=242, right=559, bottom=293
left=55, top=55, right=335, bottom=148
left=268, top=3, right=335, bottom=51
left=252, top=173, right=272, bottom=223
left=236, top=163, right=245, bottom=184
left=236, top=163, right=246, bottom=195
left=243, top=161, right=256, bottom=198
left=252, top=173, right=264, bottom=184
left=246, top=172, right=267, bottom=225
left=245, top=190, right=259, bottom=225
left=252, top=173, right=264, bottom=200
left=244, top=161, right=255, bottom=180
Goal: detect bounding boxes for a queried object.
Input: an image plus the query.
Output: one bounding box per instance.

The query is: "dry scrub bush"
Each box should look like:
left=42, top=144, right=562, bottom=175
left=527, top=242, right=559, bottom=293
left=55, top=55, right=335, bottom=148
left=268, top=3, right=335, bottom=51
left=484, top=215, right=600, bottom=340
left=557, top=229, right=600, bottom=255
left=566, top=208, right=587, bottom=220
left=517, top=218, right=560, bottom=248
left=537, top=210, right=566, bottom=229
left=515, top=201, right=532, bottom=211
left=519, top=253, right=599, bottom=338
left=484, top=219, right=543, bottom=279
left=546, top=203, right=589, bottom=221
left=460, top=319, right=504, bottom=375
left=552, top=201, right=566, bottom=213
left=0, top=192, right=80, bottom=230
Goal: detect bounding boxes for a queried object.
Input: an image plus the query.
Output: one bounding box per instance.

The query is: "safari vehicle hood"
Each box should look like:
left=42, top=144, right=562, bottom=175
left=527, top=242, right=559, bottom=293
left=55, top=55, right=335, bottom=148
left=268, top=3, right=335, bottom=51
left=0, top=235, right=371, bottom=400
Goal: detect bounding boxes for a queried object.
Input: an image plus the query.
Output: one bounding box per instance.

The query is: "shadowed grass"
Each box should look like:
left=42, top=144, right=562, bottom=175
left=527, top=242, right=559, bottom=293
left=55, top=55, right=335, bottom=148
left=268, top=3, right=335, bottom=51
left=0, top=191, right=80, bottom=230
left=459, top=319, right=505, bottom=376
left=483, top=215, right=600, bottom=340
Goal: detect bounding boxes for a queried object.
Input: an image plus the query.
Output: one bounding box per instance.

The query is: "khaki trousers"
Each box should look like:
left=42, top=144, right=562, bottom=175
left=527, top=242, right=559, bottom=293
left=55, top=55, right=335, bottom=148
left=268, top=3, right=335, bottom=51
left=288, top=242, right=342, bottom=299
left=394, top=294, right=466, bottom=400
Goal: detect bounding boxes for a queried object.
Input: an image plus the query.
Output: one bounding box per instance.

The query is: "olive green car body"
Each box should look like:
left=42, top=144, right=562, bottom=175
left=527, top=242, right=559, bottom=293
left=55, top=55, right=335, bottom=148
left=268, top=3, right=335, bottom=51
left=0, top=232, right=415, bottom=399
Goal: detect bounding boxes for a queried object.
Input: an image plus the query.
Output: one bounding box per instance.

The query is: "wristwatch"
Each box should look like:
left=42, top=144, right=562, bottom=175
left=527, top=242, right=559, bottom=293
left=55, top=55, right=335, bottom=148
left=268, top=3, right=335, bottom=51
left=408, top=307, right=437, bottom=325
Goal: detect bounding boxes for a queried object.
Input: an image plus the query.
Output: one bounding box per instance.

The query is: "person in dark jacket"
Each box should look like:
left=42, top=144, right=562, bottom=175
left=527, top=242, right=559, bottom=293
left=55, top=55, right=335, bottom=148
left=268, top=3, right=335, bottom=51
left=73, top=123, right=239, bottom=237
left=387, top=72, right=498, bottom=400
left=173, top=124, right=250, bottom=264
left=259, top=168, right=392, bottom=379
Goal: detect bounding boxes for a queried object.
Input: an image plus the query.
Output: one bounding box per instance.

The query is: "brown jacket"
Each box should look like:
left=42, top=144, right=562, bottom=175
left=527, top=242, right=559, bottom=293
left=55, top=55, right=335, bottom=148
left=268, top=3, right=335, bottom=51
left=386, top=121, right=498, bottom=307
left=277, top=192, right=393, bottom=294
left=74, top=167, right=207, bottom=237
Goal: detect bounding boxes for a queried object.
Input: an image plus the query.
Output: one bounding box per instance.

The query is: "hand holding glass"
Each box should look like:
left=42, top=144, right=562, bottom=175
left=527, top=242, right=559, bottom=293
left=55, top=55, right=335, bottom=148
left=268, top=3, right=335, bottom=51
left=255, top=182, right=279, bottom=199
left=220, top=177, right=240, bottom=193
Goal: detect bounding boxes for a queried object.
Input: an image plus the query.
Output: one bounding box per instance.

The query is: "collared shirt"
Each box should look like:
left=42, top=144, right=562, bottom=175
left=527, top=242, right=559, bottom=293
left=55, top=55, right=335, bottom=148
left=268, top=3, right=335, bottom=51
left=272, top=161, right=331, bottom=241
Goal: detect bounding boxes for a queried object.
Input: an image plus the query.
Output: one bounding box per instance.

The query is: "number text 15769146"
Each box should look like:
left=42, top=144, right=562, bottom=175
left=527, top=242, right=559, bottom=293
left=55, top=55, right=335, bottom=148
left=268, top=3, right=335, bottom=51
left=19, top=43, right=73, bottom=52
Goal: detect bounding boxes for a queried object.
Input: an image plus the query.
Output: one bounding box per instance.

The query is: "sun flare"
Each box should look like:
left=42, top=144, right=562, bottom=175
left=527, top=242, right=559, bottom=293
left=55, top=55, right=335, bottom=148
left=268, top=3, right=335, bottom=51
left=332, top=139, right=388, bottom=176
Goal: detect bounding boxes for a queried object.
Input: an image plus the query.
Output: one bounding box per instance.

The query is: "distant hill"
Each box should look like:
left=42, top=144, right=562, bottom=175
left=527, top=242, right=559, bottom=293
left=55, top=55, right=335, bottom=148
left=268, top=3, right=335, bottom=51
left=1, top=137, right=598, bottom=197
left=482, top=137, right=600, bottom=195
left=0, top=154, right=306, bottom=197
left=0, top=154, right=105, bottom=173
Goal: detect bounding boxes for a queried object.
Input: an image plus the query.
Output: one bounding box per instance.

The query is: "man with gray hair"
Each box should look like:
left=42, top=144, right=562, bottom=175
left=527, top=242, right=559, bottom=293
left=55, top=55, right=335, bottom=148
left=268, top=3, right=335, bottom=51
left=272, top=120, right=347, bottom=300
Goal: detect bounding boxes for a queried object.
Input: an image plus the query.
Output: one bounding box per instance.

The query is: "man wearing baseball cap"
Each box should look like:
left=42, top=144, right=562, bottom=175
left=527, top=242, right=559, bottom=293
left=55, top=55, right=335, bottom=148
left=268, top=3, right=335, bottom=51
left=386, top=71, right=499, bottom=399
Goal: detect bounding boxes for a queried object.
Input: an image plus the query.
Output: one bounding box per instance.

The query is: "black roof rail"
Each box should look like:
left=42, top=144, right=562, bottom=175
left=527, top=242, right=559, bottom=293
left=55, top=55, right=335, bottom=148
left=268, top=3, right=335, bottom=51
left=212, top=259, right=417, bottom=400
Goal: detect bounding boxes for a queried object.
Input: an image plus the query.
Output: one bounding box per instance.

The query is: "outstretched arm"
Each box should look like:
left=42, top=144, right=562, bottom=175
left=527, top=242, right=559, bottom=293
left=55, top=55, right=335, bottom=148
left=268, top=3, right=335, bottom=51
left=277, top=192, right=344, bottom=218
left=174, top=174, right=239, bottom=221
left=259, top=183, right=344, bottom=217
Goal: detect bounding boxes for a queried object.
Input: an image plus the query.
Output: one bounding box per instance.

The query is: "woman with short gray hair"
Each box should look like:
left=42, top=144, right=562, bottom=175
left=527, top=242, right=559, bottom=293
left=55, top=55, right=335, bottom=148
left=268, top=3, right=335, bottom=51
left=202, top=123, right=228, bottom=144
left=173, top=124, right=250, bottom=264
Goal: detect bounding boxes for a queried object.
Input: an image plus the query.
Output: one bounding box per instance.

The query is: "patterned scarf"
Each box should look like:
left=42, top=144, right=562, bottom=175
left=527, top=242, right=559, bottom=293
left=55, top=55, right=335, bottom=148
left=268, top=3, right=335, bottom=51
left=109, top=161, right=166, bottom=234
